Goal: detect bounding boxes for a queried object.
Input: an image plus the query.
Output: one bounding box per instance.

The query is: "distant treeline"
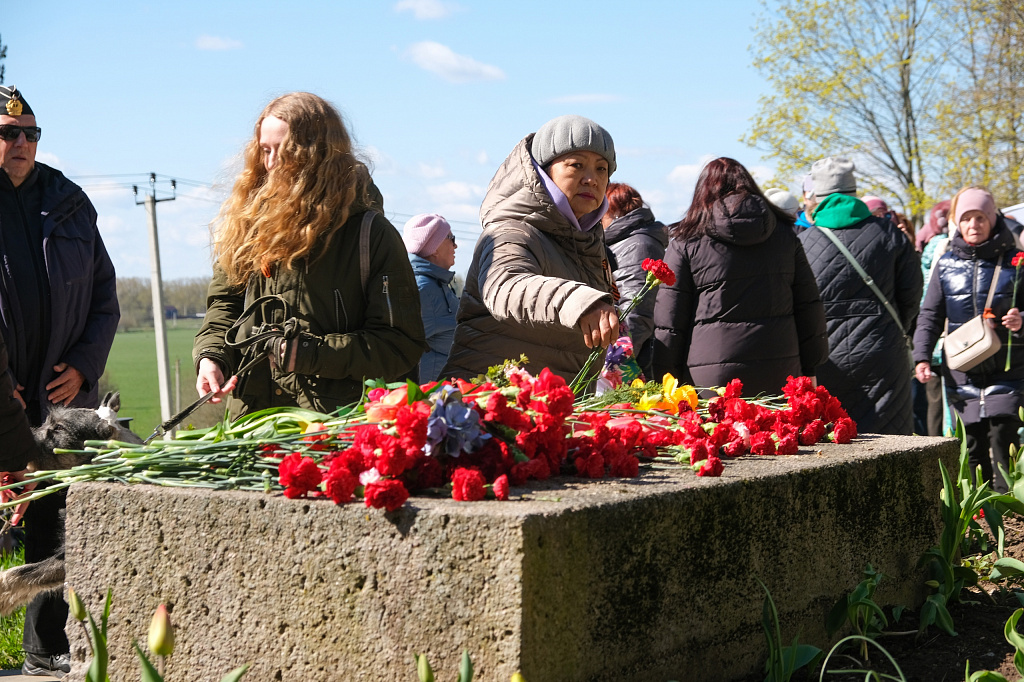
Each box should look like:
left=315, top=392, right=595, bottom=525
left=117, top=277, right=211, bottom=330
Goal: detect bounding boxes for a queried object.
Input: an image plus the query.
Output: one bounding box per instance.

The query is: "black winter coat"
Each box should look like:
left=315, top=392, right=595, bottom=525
left=798, top=217, right=922, bottom=434
left=652, top=193, right=828, bottom=396
left=913, top=221, right=1024, bottom=423
left=604, top=207, right=667, bottom=377
left=0, top=333, right=38, bottom=471
left=0, top=164, right=119, bottom=423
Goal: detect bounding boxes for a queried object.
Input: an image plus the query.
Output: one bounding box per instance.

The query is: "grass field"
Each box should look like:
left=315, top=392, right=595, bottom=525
left=0, top=547, right=25, bottom=669
left=101, top=319, right=225, bottom=437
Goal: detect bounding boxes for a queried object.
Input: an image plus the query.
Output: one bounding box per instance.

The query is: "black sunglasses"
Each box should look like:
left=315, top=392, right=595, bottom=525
left=0, top=125, right=42, bottom=143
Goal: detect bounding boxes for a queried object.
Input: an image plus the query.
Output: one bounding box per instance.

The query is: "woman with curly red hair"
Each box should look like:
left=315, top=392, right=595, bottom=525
left=193, top=92, right=426, bottom=415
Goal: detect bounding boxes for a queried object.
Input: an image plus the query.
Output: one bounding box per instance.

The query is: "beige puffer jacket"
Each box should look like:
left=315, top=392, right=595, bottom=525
left=441, top=135, right=615, bottom=382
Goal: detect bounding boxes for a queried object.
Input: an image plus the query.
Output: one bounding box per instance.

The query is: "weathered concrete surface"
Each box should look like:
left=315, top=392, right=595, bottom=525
left=63, top=434, right=957, bottom=682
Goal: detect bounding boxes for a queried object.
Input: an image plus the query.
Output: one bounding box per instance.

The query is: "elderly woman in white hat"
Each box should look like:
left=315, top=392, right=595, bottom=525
left=441, top=114, right=620, bottom=383
left=403, top=214, right=459, bottom=382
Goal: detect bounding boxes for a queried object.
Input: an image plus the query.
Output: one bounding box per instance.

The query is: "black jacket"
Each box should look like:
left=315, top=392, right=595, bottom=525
left=798, top=214, right=922, bottom=434
left=604, top=207, right=667, bottom=377
left=653, top=193, right=828, bottom=396
left=0, top=333, right=38, bottom=471
left=913, top=220, right=1024, bottom=423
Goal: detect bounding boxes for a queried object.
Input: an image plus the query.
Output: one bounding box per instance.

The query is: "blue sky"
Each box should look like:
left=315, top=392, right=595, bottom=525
left=5, top=0, right=775, bottom=280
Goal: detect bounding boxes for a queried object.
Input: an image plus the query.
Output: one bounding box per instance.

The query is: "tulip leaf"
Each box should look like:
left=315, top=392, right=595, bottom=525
left=458, top=650, right=473, bottom=682
left=218, top=664, right=251, bottom=682
left=992, top=558, right=1024, bottom=581
left=133, top=640, right=163, bottom=682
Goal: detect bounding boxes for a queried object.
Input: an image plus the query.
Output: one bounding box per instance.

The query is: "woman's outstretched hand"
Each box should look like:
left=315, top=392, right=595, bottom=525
left=579, top=302, right=620, bottom=349
left=197, top=357, right=238, bottom=404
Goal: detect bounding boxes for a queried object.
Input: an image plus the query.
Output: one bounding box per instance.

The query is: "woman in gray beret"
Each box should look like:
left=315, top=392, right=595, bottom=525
left=440, top=115, right=621, bottom=384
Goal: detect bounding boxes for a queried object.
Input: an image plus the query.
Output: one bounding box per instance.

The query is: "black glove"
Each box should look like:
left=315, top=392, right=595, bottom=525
left=268, top=332, right=320, bottom=375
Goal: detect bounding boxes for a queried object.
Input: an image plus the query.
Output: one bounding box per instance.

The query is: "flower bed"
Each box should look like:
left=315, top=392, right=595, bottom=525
left=1, top=366, right=859, bottom=514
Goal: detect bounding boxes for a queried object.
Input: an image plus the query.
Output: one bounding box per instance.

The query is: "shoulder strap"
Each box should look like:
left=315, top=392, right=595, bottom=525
left=985, top=263, right=1003, bottom=312
left=359, top=210, right=378, bottom=298
left=814, top=225, right=907, bottom=335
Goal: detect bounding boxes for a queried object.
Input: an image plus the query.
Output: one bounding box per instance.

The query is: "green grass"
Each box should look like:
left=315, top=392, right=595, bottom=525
left=0, top=547, right=25, bottom=669
left=101, top=318, right=224, bottom=437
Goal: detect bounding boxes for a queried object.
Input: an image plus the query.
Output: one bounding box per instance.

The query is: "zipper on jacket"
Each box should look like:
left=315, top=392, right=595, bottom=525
left=334, top=289, right=349, bottom=331
left=382, top=275, right=394, bottom=327
left=973, top=261, right=981, bottom=317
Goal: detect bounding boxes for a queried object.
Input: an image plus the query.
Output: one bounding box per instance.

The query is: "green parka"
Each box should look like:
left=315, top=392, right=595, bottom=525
left=193, top=209, right=427, bottom=417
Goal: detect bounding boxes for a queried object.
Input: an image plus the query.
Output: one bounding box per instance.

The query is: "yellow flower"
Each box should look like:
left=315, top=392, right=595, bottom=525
left=660, top=374, right=698, bottom=411
left=630, top=378, right=646, bottom=388
left=638, top=391, right=676, bottom=414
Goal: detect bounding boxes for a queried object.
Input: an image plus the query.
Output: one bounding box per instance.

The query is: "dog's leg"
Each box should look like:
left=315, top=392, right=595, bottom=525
left=0, top=555, right=65, bottom=616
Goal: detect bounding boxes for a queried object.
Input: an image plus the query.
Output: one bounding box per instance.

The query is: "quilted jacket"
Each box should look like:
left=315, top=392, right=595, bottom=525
left=913, top=221, right=1024, bottom=423
left=798, top=194, right=922, bottom=434
left=440, top=135, right=616, bottom=382
left=653, top=193, right=828, bottom=396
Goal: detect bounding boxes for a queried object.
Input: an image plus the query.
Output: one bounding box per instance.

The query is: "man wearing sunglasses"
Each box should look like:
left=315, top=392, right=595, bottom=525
left=0, top=84, right=119, bottom=679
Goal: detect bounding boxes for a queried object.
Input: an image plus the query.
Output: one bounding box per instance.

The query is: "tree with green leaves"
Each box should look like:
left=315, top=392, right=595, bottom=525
left=931, top=0, right=1024, bottom=207
left=744, top=0, right=947, bottom=224
left=0, top=34, right=6, bottom=84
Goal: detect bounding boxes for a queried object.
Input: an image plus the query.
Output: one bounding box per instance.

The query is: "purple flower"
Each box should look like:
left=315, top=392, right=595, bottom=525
left=426, top=385, right=490, bottom=458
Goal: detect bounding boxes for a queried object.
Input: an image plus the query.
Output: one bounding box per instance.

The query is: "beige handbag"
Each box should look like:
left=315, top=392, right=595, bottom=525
left=945, top=264, right=1003, bottom=372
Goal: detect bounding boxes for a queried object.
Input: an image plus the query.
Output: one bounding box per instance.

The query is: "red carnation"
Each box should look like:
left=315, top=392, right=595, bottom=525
left=492, top=474, right=510, bottom=501
left=750, top=432, right=776, bottom=456
left=776, top=433, right=799, bottom=456
left=364, top=478, right=409, bottom=511
left=1013, top=251, right=1024, bottom=267
left=609, top=454, right=640, bottom=478
left=829, top=417, right=858, bottom=444
left=452, top=467, right=487, bottom=501
left=278, top=453, right=322, bottom=498
left=696, top=455, right=724, bottom=477
left=722, top=378, right=743, bottom=400
left=642, top=258, right=677, bottom=286
left=798, top=420, right=827, bottom=446
left=323, top=461, right=358, bottom=504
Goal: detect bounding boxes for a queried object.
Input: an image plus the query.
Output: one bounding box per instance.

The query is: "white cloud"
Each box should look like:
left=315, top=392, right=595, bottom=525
left=475, top=150, right=489, bottom=166
left=36, top=151, right=61, bottom=167
left=394, top=0, right=456, bottom=19
left=666, top=155, right=715, bottom=199
left=427, top=181, right=485, bottom=204
left=546, top=94, right=623, bottom=104
left=417, top=162, right=445, bottom=179
left=434, top=203, right=479, bottom=223
left=360, top=145, right=399, bottom=175
left=195, top=35, right=243, bottom=51
left=405, top=42, right=505, bottom=83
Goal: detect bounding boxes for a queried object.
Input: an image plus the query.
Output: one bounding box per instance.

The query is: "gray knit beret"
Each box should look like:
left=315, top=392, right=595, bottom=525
left=531, top=115, right=616, bottom=174
left=811, top=157, right=857, bottom=198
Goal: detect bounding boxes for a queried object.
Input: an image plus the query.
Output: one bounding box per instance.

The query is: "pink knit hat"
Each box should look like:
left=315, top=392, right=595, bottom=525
left=954, top=188, right=998, bottom=228
left=862, top=195, right=888, bottom=213
left=402, top=214, right=452, bottom=257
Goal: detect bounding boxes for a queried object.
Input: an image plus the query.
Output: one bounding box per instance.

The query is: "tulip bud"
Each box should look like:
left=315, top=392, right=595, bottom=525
left=148, top=604, right=175, bottom=656
left=67, top=588, right=86, bottom=622
left=511, top=673, right=526, bottom=682
left=415, top=653, right=434, bottom=682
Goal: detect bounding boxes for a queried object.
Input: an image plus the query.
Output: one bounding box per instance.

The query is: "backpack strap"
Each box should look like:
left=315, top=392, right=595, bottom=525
left=359, top=210, right=378, bottom=298
left=814, top=224, right=909, bottom=340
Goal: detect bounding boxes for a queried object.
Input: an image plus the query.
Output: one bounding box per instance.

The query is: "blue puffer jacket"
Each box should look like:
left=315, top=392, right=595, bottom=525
left=913, top=219, right=1024, bottom=423
left=410, top=255, right=459, bottom=382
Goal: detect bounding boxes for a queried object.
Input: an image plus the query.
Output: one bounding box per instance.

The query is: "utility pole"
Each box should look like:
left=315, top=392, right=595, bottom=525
left=134, top=173, right=176, bottom=423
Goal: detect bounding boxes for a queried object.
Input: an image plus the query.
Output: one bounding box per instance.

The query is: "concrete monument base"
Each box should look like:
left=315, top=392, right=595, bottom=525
left=63, top=434, right=957, bottom=681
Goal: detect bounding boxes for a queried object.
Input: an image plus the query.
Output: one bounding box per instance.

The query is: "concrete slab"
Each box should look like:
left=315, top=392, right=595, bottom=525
left=61, top=434, right=957, bottom=681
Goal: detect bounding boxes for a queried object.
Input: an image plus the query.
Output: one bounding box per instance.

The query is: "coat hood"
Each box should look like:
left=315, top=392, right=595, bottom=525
left=480, top=135, right=581, bottom=241
left=812, top=193, right=871, bottom=229
left=410, top=254, right=455, bottom=283
left=706, top=193, right=777, bottom=246
left=604, top=207, right=668, bottom=249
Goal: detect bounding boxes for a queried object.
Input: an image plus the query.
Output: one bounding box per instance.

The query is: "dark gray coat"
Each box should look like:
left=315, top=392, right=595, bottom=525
left=604, top=207, right=667, bottom=377
left=653, top=193, right=828, bottom=396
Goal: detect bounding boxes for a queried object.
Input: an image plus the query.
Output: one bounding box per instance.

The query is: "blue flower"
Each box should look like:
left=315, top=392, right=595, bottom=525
left=426, top=385, right=490, bottom=457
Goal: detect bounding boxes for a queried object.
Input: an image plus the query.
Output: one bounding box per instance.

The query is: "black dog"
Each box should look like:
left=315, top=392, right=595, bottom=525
left=0, top=392, right=142, bottom=614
